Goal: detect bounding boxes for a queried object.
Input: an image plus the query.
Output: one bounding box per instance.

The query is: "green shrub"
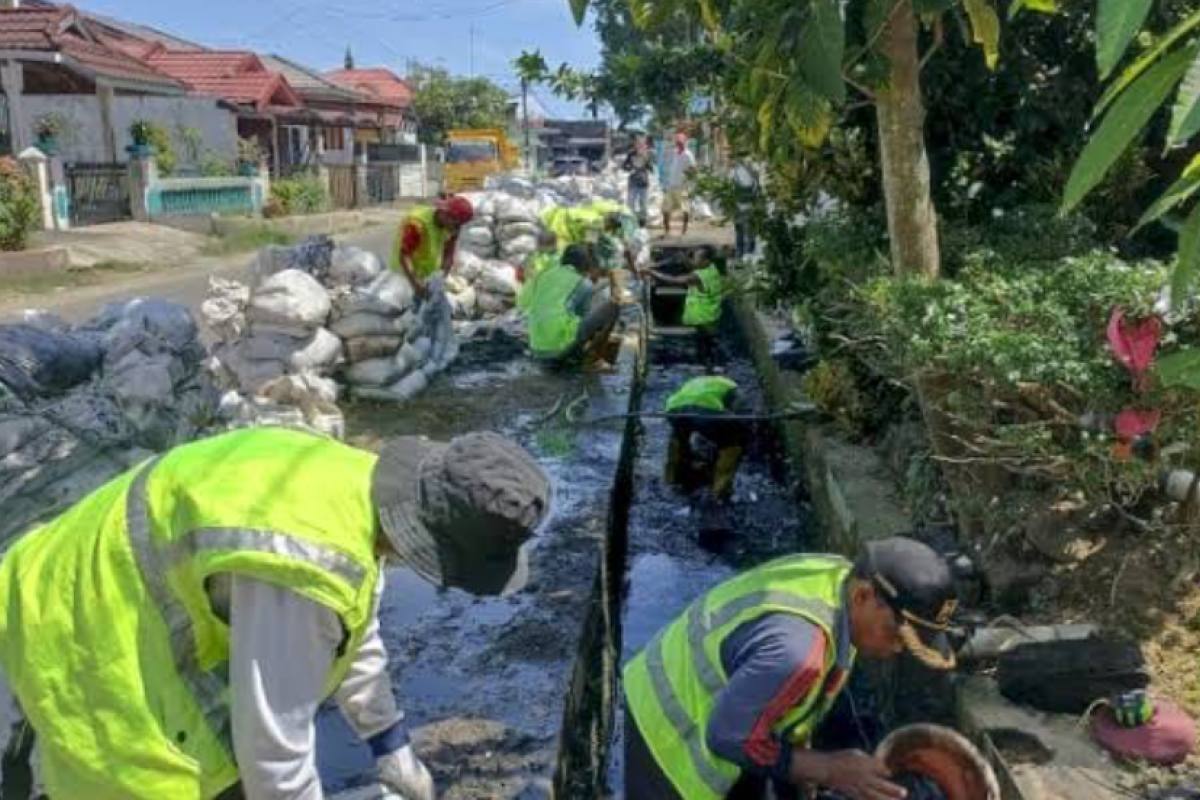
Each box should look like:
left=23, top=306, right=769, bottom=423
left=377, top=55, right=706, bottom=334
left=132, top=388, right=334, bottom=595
left=270, top=175, right=328, bottom=216
left=0, top=158, right=42, bottom=252
left=802, top=359, right=873, bottom=435
left=199, top=151, right=235, bottom=178
left=144, top=123, right=176, bottom=177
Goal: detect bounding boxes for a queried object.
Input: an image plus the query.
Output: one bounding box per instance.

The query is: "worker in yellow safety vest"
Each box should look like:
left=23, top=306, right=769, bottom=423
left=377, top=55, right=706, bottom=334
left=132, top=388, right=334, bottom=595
left=0, top=427, right=550, bottom=800
left=390, top=195, right=475, bottom=299
left=623, top=537, right=960, bottom=800
left=664, top=376, right=745, bottom=502
left=640, top=246, right=727, bottom=363
left=518, top=243, right=621, bottom=373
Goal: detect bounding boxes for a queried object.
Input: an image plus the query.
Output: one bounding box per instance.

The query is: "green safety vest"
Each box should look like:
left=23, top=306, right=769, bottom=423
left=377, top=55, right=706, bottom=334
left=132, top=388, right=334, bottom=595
left=520, top=264, right=584, bottom=357
left=623, top=555, right=856, bottom=800
left=683, top=266, right=724, bottom=327
left=542, top=206, right=605, bottom=250
left=528, top=251, right=559, bottom=278
left=390, top=205, right=452, bottom=279
left=0, top=428, right=382, bottom=800
left=666, top=376, right=738, bottom=413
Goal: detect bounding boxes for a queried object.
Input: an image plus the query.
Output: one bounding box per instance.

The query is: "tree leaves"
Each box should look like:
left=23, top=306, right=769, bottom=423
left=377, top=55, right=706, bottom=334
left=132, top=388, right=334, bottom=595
left=1007, top=0, right=1056, bottom=19
left=1157, top=349, right=1200, bottom=390
left=1063, top=43, right=1197, bottom=214
left=1171, top=202, right=1200, bottom=308
left=797, top=0, right=846, bottom=105
left=964, top=0, right=1002, bottom=71
left=569, top=0, right=591, bottom=25
left=1169, top=50, right=1200, bottom=146
left=1096, top=0, right=1153, bottom=79
left=1134, top=153, right=1200, bottom=232
left=1094, top=8, right=1200, bottom=118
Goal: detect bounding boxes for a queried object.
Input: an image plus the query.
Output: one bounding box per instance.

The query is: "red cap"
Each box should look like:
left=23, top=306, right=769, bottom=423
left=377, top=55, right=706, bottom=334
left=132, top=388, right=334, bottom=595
left=437, top=196, right=475, bottom=226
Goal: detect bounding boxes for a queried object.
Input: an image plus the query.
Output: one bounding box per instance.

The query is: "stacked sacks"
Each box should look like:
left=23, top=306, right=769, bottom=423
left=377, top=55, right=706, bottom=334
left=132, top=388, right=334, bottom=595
left=205, top=241, right=345, bottom=436
left=0, top=301, right=217, bottom=545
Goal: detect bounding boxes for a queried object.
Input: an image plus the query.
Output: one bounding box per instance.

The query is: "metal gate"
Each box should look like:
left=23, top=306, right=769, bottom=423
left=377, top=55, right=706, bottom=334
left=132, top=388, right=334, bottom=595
left=65, top=163, right=131, bottom=226
left=366, top=163, right=399, bottom=205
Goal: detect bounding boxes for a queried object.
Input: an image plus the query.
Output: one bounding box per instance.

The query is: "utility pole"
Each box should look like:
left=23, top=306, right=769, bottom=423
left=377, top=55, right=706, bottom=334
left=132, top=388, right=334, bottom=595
left=522, top=78, right=531, bottom=171
left=469, top=24, right=476, bottom=80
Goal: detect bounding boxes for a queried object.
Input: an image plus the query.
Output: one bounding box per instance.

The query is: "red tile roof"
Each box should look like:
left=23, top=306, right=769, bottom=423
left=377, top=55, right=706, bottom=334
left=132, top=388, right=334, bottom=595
left=325, top=68, right=413, bottom=109
left=145, top=50, right=303, bottom=110
left=0, top=5, right=182, bottom=90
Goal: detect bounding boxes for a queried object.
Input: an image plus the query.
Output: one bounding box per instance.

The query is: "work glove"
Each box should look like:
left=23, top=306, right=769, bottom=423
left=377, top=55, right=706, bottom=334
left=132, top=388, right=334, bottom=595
left=377, top=744, right=436, bottom=800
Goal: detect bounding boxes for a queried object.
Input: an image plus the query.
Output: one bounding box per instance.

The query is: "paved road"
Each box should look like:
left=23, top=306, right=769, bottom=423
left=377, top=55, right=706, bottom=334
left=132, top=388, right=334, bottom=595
left=0, top=224, right=397, bottom=325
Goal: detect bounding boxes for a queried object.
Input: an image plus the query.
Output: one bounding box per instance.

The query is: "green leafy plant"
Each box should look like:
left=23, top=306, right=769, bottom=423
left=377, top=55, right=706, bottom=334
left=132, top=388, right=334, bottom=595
left=270, top=175, right=328, bottom=216
left=176, top=125, right=204, bottom=167
left=803, top=359, right=873, bottom=435
left=237, top=137, right=263, bottom=166
left=33, top=112, right=65, bottom=141
left=0, top=158, right=42, bottom=252
left=129, top=119, right=153, bottom=147
left=199, top=151, right=234, bottom=178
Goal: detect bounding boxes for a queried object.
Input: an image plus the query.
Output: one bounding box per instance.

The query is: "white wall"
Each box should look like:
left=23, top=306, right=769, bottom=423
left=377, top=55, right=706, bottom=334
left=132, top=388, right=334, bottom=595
left=21, top=95, right=237, bottom=169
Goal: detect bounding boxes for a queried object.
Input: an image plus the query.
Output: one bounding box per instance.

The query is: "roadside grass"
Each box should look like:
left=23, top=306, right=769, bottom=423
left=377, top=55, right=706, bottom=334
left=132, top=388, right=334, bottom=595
left=202, top=227, right=295, bottom=257
left=0, top=259, right=153, bottom=296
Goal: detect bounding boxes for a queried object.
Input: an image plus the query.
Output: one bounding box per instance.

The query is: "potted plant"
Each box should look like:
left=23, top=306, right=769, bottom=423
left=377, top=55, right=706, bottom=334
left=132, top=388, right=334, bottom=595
left=128, top=120, right=156, bottom=157
left=237, top=137, right=263, bottom=176
left=34, top=112, right=64, bottom=155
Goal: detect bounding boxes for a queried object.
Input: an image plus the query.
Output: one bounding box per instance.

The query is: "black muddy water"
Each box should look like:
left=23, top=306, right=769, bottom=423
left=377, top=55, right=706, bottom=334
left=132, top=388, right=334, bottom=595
left=315, top=331, right=634, bottom=798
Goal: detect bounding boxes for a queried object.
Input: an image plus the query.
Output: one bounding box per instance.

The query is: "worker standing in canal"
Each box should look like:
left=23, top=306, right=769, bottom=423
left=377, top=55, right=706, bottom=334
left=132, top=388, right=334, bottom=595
left=623, top=536, right=960, bottom=800
left=640, top=246, right=727, bottom=363
left=664, top=375, right=746, bottom=503
left=0, top=426, right=550, bottom=800
left=519, top=243, right=622, bottom=373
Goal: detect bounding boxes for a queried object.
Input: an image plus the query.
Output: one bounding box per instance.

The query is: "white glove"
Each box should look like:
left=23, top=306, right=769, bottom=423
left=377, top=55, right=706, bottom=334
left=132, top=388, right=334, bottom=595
left=377, top=745, right=436, bottom=800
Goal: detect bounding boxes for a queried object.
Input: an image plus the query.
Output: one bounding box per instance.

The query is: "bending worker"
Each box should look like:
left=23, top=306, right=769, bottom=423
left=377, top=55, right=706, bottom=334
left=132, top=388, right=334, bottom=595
left=0, top=426, right=550, bottom=800
left=391, top=195, right=475, bottom=299
left=664, top=375, right=745, bottom=503
left=518, top=243, right=621, bottom=373
left=624, top=536, right=959, bottom=800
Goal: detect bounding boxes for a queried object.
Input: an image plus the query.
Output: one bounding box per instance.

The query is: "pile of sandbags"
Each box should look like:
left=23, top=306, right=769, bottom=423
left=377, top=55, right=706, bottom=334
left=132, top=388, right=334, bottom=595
left=205, top=239, right=345, bottom=436
left=448, top=253, right=521, bottom=320
left=0, top=301, right=217, bottom=545
left=204, top=239, right=460, bottom=416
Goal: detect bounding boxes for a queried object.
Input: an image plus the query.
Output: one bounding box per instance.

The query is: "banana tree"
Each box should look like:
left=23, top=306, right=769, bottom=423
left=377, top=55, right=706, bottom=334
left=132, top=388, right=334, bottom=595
left=1062, top=1, right=1200, bottom=307
left=568, top=0, right=1039, bottom=279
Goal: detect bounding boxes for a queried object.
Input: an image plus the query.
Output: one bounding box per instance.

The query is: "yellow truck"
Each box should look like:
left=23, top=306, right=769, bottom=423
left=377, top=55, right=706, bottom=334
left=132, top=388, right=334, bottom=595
left=443, top=129, right=519, bottom=193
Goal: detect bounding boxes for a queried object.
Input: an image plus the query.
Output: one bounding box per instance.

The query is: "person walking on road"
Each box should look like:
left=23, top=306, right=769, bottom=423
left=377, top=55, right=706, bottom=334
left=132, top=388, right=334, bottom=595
left=623, top=537, right=960, bottom=800
left=662, top=132, right=698, bottom=237
left=731, top=160, right=760, bottom=260
left=623, top=135, right=656, bottom=228
left=0, top=426, right=550, bottom=800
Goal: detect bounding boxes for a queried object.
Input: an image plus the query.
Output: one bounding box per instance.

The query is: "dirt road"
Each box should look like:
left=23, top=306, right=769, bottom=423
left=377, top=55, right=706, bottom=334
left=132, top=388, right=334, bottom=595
left=0, top=224, right=397, bottom=324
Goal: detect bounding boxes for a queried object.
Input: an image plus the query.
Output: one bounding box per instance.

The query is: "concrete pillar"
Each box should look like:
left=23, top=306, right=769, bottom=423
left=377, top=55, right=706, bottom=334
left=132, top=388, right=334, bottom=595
left=46, top=154, right=69, bottom=230
left=18, top=147, right=53, bottom=231
left=354, top=150, right=368, bottom=209
left=419, top=144, right=429, bottom=199
left=1, top=60, right=29, bottom=154
left=96, top=83, right=118, bottom=163
left=128, top=152, right=158, bottom=223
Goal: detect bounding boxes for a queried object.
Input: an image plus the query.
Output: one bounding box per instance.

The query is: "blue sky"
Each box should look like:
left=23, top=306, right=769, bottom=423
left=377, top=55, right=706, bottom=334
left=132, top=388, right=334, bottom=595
left=84, top=0, right=601, bottom=115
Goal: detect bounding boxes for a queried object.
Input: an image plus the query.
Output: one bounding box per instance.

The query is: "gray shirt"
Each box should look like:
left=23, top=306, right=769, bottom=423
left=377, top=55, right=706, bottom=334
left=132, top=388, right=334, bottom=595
left=704, top=594, right=853, bottom=781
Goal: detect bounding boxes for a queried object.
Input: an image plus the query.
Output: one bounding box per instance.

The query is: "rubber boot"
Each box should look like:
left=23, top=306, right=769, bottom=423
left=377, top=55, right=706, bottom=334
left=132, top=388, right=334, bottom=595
left=712, top=446, right=744, bottom=502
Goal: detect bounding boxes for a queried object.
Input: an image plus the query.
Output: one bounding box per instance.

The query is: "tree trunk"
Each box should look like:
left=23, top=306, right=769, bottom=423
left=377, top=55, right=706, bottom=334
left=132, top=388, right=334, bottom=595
left=875, top=0, right=940, bottom=279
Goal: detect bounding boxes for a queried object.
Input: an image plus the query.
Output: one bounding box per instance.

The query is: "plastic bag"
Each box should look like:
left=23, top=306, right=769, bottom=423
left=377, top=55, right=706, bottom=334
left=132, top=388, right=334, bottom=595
left=344, top=335, right=405, bottom=363
left=331, top=311, right=413, bottom=340
left=344, top=357, right=405, bottom=387
left=329, top=247, right=383, bottom=287
left=248, top=270, right=331, bottom=329
left=0, top=325, right=104, bottom=401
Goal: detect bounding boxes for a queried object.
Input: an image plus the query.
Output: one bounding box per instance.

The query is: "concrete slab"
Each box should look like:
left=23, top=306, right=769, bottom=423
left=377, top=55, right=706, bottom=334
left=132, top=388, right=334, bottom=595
left=959, top=676, right=1129, bottom=800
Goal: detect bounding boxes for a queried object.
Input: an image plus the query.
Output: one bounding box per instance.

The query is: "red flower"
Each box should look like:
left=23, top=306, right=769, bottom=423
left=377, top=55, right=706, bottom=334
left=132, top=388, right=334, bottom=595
left=1107, top=307, right=1162, bottom=391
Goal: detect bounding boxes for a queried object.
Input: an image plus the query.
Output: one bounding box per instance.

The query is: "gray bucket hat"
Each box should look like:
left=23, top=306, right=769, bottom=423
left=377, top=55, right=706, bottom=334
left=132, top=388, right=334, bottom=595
left=372, top=432, right=550, bottom=595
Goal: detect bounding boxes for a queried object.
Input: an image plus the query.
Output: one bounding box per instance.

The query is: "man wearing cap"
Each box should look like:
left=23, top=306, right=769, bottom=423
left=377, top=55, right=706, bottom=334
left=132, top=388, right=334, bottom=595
left=623, top=537, right=959, bottom=800
left=0, top=426, right=549, bottom=800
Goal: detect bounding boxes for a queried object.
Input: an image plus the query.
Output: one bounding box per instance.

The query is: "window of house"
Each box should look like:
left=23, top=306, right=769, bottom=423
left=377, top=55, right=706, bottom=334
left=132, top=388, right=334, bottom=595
left=326, top=126, right=345, bottom=152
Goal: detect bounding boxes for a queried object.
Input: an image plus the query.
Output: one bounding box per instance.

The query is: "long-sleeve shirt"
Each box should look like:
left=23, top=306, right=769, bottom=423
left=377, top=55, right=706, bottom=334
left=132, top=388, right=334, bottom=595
left=223, top=574, right=402, bottom=800
left=704, top=594, right=853, bottom=782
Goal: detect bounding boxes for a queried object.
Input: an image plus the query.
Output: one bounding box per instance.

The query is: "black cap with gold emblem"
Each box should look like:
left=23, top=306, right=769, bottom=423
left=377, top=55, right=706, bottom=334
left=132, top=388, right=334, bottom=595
left=862, top=537, right=960, bottom=670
